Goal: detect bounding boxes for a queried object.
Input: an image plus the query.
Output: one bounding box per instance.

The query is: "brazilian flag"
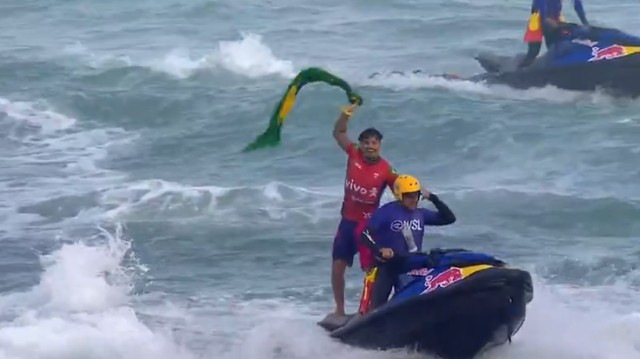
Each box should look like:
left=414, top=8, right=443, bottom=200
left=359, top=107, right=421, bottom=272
left=244, top=67, right=363, bottom=152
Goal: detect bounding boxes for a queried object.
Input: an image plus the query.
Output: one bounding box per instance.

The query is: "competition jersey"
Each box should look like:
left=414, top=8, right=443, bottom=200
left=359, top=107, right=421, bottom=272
left=341, top=143, right=397, bottom=221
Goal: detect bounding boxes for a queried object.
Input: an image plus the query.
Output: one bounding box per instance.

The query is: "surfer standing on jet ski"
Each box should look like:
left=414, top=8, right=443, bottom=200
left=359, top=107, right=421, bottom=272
left=329, top=102, right=431, bottom=319
left=326, top=103, right=432, bottom=325
left=329, top=102, right=399, bottom=319
left=519, top=0, right=589, bottom=68
left=359, top=174, right=456, bottom=311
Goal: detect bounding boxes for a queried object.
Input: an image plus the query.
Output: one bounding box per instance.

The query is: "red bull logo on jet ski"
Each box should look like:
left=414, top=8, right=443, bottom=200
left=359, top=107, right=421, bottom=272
left=589, top=45, right=640, bottom=62
left=422, top=267, right=463, bottom=294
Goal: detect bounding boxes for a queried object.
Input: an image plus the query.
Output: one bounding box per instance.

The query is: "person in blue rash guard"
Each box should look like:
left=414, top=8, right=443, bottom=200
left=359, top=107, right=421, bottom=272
left=519, top=0, right=589, bottom=69
left=358, top=174, right=456, bottom=311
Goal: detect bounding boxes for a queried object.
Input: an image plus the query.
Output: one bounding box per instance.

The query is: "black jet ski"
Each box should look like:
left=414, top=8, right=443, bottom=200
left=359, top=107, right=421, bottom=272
left=318, top=248, right=533, bottom=359
left=472, top=22, right=640, bottom=96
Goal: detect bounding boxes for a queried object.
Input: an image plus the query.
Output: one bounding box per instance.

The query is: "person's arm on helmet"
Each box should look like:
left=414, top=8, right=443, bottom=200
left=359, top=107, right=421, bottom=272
left=421, top=193, right=456, bottom=225
left=333, top=103, right=357, bottom=152
left=574, top=0, right=588, bottom=25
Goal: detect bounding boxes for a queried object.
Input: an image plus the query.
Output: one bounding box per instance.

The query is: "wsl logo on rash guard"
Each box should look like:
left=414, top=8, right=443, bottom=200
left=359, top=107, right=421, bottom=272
left=390, top=219, right=422, bottom=232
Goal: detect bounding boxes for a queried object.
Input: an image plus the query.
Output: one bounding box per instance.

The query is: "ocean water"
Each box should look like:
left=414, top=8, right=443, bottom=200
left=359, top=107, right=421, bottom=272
left=1, top=0, right=639, bottom=358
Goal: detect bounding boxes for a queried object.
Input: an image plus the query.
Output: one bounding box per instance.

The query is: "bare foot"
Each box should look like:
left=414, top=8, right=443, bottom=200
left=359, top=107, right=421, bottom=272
left=333, top=309, right=346, bottom=317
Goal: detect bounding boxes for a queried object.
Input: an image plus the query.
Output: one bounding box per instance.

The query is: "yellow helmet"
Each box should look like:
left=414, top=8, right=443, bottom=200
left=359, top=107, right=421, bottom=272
left=393, top=174, right=421, bottom=200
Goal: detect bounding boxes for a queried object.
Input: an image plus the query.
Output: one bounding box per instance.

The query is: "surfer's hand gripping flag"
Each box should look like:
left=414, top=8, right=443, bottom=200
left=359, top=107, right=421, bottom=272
left=244, top=67, right=363, bottom=151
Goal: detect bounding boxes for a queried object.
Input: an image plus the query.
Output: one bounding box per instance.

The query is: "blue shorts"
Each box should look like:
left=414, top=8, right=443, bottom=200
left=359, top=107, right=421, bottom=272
left=332, top=218, right=360, bottom=267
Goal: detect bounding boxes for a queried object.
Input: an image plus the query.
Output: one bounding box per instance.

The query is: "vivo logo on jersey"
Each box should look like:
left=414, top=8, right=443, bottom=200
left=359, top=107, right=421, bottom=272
left=345, top=178, right=378, bottom=198
left=390, top=219, right=422, bottom=232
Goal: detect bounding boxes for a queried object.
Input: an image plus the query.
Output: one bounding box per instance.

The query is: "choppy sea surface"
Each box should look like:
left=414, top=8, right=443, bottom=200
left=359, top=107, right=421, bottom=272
left=1, top=0, right=639, bottom=358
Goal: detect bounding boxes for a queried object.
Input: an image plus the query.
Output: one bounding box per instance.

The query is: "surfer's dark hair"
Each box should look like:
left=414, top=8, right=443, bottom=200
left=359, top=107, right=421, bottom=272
left=358, top=127, right=383, bottom=141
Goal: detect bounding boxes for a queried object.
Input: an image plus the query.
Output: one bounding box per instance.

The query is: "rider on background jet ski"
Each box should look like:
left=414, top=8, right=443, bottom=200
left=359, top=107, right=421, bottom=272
left=358, top=174, right=456, bottom=312
left=519, top=0, right=590, bottom=68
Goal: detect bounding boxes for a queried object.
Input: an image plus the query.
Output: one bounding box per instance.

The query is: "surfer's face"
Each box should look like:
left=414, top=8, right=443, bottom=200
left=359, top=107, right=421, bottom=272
left=401, top=191, right=420, bottom=210
left=359, top=136, right=380, bottom=161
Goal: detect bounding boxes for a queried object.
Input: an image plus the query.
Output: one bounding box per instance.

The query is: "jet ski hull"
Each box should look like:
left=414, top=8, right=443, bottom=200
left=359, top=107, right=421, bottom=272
left=319, top=250, right=533, bottom=359
left=471, top=23, right=640, bottom=97
left=478, top=53, right=640, bottom=96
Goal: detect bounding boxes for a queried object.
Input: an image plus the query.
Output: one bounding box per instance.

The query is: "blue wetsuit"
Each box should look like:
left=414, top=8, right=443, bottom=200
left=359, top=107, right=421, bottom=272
left=360, top=193, right=456, bottom=309
left=520, top=0, right=589, bottom=68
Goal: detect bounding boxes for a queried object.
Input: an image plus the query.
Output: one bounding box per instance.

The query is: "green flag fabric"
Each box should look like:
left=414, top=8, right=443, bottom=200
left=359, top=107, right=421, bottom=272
left=244, top=67, right=363, bottom=152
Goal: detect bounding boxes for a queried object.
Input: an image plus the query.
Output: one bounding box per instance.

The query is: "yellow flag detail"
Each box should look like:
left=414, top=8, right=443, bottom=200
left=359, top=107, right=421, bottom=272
left=244, top=67, right=363, bottom=151
left=277, top=85, right=298, bottom=124
left=528, top=12, right=540, bottom=31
